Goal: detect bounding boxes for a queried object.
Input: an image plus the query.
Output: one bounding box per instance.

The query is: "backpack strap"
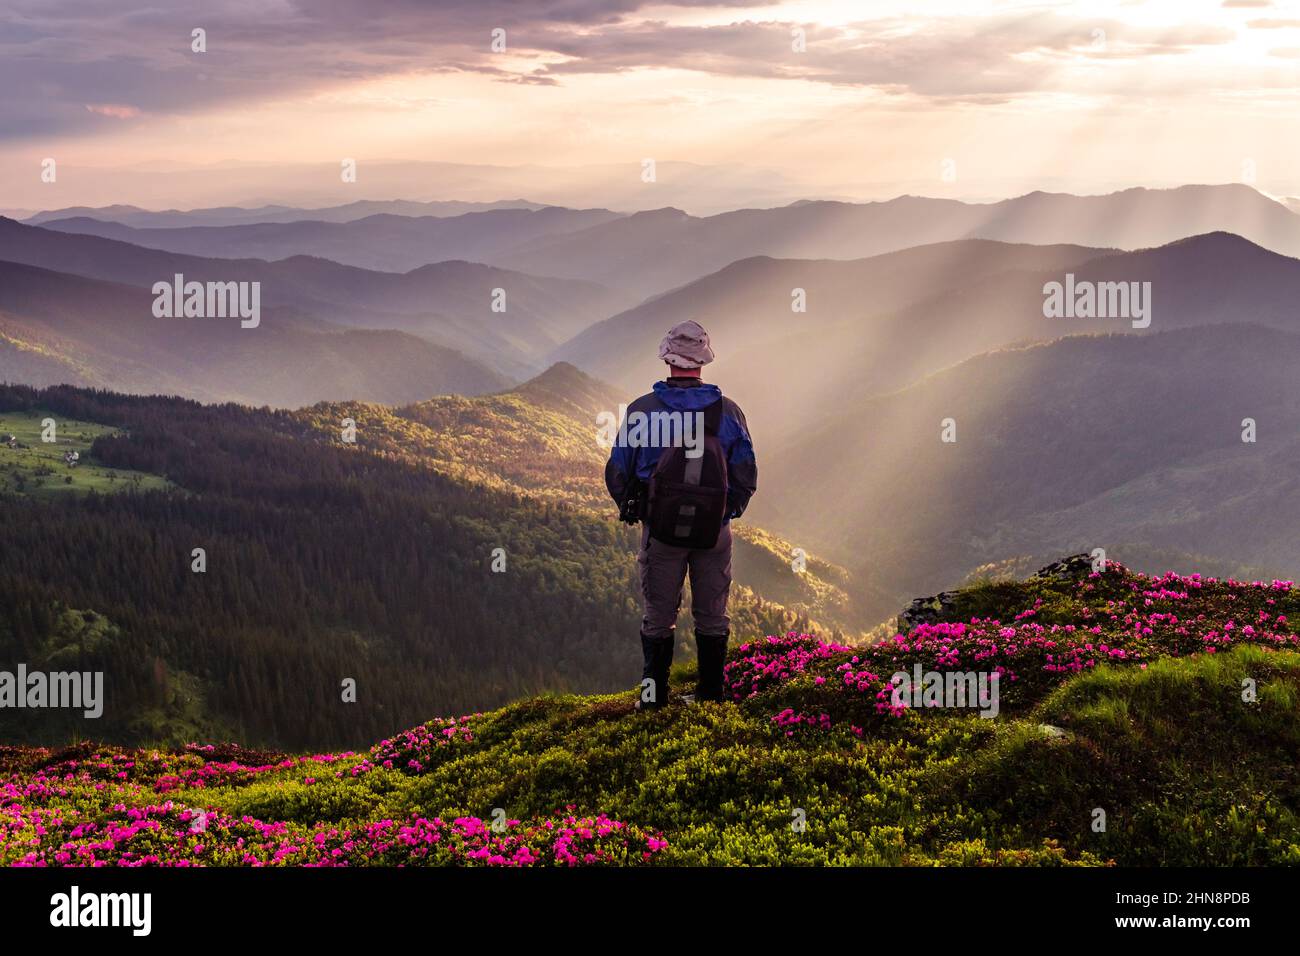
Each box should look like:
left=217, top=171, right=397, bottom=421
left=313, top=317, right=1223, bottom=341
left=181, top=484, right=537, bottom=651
left=683, top=400, right=725, bottom=486
left=703, top=398, right=725, bottom=436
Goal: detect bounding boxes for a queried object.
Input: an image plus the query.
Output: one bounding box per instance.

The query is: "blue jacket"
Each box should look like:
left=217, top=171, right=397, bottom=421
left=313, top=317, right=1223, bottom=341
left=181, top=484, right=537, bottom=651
left=605, top=379, right=758, bottom=521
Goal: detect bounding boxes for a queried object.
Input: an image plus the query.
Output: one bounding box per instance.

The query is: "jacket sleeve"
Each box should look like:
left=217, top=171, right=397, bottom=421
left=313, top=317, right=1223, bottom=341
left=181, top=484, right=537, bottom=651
left=722, top=400, right=757, bottom=519
left=605, top=429, right=635, bottom=507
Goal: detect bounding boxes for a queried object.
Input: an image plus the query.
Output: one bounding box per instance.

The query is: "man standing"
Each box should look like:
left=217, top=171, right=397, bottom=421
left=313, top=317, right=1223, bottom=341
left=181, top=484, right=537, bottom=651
left=605, top=320, right=758, bottom=708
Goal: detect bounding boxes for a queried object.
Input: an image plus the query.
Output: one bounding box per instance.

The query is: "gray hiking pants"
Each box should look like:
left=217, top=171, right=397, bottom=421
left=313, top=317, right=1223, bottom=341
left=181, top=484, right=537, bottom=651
left=638, top=522, right=732, bottom=641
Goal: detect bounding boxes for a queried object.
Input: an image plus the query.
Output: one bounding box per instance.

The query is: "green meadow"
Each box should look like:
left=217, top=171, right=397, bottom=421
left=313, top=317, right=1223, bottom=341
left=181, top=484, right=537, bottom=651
left=0, top=409, right=170, bottom=498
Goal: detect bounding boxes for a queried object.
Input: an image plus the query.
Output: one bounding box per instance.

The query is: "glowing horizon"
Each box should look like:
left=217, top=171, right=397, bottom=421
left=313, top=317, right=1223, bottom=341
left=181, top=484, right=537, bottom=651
left=3, top=0, right=1300, bottom=209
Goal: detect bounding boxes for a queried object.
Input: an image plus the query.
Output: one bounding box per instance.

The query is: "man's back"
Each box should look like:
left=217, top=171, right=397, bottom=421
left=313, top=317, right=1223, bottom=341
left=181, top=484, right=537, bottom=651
left=605, top=378, right=757, bottom=523
left=603, top=320, right=757, bottom=710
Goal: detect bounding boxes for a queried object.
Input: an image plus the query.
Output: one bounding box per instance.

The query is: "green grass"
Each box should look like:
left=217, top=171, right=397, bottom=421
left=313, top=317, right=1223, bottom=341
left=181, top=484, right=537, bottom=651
left=0, top=409, right=170, bottom=498
left=6, top=563, right=1300, bottom=866
left=946, top=646, right=1300, bottom=865
left=150, top=644, right=1294, bottom=866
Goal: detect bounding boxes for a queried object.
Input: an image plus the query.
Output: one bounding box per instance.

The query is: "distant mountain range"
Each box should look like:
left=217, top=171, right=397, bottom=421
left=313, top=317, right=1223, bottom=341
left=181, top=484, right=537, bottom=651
left=34, top=206, right=628, bottom=274
left=558, top=239, right=1105, bottom=432
left=0, top=216, right=626, bottom=380
left=1, top=158, right=822, bottom=218
left=11, top=194, right=1300, bottom=477
left=24, top=199, right=547, bottom=228
left=0, top=260, right=508, bottom=407
left=29, top=184, right=1300, bottom=303
left=559, top=231, right=1300, bottom=443
left=497, top=184, right=1300, bottom=297
left=9, top=184, right=1300, bottom=623
left=755, top=323, right=1300, bottom=602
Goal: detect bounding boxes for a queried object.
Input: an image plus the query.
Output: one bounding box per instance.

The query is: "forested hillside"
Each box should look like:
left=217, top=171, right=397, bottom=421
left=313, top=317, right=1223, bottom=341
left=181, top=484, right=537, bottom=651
left=296, top=362, right=886, bottom=633
left=0, top=376, right=863, bottom=751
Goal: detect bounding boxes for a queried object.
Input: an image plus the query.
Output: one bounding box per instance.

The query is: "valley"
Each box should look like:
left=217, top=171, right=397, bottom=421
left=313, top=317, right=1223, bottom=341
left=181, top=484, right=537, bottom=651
left=5, top=183, right=1300, bottom=751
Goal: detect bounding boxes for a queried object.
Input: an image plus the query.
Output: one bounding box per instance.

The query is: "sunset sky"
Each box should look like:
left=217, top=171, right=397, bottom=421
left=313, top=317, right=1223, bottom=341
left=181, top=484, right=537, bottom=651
left=3, top=0, right=1300, bottom=209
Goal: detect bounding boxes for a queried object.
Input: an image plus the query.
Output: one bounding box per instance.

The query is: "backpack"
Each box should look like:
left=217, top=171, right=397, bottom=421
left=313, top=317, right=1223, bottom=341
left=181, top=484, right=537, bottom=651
left=646, top=398, right=729, bottom=549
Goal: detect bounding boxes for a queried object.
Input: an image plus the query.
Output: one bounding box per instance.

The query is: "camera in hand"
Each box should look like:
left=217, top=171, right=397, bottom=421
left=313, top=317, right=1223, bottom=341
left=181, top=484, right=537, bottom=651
left=619, top=478, right=645, bottom=525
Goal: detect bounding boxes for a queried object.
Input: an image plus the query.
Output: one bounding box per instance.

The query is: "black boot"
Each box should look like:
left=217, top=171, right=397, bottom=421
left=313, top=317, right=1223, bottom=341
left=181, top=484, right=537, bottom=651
left=636, top=632, right=674, bottom=710
left=695, top=630, right=729, bottom=702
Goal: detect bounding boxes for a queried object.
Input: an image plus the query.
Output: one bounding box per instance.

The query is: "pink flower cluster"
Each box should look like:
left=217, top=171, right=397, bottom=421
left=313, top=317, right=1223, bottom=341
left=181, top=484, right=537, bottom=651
left=367, top=715, right=478, bottom=775
left=771, top=708, right=832, bottom=736
left=724, top=633, right=853, bottom=701
left=723, top=566, right=1300, bottom=733
left=156, top=758, right=298, bottom=793
left=350, top=807, right=660, bottom=867
left=1, top=730, right=667, bottom=867
left=1, top=791, right=665, bottom=867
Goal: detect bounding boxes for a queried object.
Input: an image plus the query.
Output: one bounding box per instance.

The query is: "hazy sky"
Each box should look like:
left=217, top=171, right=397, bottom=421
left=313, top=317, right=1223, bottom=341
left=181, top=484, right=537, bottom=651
left=3, top=0, right=1300, bottom=209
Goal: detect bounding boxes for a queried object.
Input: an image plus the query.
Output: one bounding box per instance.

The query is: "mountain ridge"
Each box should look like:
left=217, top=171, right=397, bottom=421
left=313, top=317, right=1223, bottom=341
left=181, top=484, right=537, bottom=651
left=33, top=206, right=629, bottom=275
left=0, top=259, right=509, bottom=406
left=497, top=183, right=1300, bottom=296
left=756, top=322, right=1300, bottom=603
left=0, top=217, right=627, bottom=379
left=557, top=231, right=1300, bottom=443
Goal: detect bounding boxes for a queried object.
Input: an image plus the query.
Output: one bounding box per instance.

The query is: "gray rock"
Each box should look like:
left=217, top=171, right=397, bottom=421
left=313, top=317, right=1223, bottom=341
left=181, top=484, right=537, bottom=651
left=897, top=590, right=961, bottom=632
left=1031, top=553, right=1096, bottom=581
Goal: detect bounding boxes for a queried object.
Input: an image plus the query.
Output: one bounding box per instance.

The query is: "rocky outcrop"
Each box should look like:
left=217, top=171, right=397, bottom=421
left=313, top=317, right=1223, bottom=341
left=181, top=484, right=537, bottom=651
left=897, top=553, right=1098, bottom=632
left=897, top=590, right=961, bottom=632
left=1031, top=553, right=1097, bottom=581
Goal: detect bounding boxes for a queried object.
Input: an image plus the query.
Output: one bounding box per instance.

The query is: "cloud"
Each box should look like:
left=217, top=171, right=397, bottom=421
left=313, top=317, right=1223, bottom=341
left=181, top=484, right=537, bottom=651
left=2, top=0, right=727, bottom=139
left=530, top=13, right=1236, bottom=100
left=0, top=0, right=1260, bottom=142
left=85, top=103, right=141, bottom=119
